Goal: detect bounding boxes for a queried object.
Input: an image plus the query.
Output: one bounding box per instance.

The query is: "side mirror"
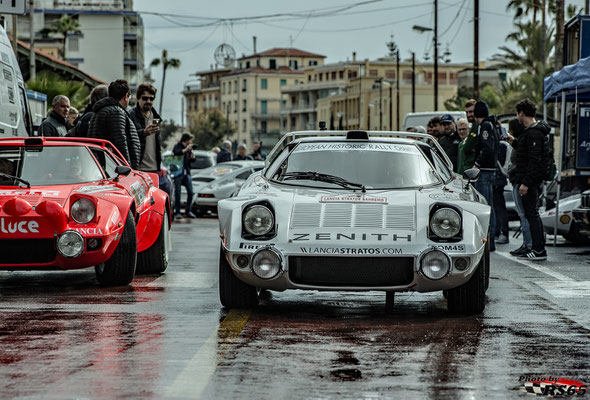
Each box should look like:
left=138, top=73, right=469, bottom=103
left=113, top=165, right=132, bottom=182
left=462, top=168, right=480, bottom=182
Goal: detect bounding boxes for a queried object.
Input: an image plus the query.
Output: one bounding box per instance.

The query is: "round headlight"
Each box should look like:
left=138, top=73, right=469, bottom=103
left=420, top=249, right=451, bottom=280
left=430, top=208, right=461, bottom=238
left=71, top=198, right=96, bottom=224
left=243, top=205, right=274, bottom=236
left=57, top=230, right=85, bottom=258
left=251, top=248, right=282, bottom=279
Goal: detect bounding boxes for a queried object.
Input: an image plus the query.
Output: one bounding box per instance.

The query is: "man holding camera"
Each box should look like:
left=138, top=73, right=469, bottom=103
left=129, top=83, right=162, bottom=173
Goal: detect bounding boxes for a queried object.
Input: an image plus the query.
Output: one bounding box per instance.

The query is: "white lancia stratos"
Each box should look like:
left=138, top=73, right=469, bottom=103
left=217, top=130, right=491, bottom=314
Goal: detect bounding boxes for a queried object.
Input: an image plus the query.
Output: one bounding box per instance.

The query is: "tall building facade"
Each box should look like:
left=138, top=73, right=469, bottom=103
left=6, top=0, right=144, bottom=88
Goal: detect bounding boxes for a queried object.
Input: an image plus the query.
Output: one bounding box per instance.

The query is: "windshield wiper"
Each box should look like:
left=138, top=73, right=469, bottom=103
left=281, top=171, right=365, bottom=192
left=0, top=173, right=31, bottom=188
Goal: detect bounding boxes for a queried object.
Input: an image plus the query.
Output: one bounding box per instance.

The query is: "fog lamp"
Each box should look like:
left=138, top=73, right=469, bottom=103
left=420, top=249, right=451, bottom=280
left=57, top=230, right=84, bottom=258
left=251, top=247, right=282, bottom=279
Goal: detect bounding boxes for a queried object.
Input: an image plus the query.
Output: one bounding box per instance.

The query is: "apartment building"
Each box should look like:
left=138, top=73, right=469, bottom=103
left=183, top=67, right=231, bottom=131
left=6, top=0, right=144, bottom=88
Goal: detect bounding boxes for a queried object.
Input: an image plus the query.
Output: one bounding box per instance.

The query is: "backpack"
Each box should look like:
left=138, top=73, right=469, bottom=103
left=496, top=141, right=512, bottom=177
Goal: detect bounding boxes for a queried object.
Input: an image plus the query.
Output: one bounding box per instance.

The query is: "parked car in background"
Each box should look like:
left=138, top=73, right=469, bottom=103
left=191, top=160, right=264, bottom=216
left=162, top=149, right=217, bottom=172
left=402, top=111, right=466, bottom=131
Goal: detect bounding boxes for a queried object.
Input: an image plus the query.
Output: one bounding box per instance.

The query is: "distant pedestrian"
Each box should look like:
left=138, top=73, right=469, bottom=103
left=456, top=118, right=473, bottom=175
left=413, top=125, right=427, bottom=134
left=427, top=116, right=443, bottom=140
left=473, top=100, right=500, bottom=252
left=494, top=134, right=512, bottom=245
left=234, top=143, right=253, bottom=161
left=67, top=106, right=79, bottom=128
left=506, top=118, right=532, bottom=256
left=461, top=99, right=479, bottom=169
left=250, top=141, right=265, bottom=160
left=510, top=99, right=550, bottom=260
left=438, top=114, right=461, bottom=171
left=88, top=80, right=141, bottom=169
left=217, top=140, right=232, bottom=163
left=39, top=95, right=70, bottom=137
left=129, top=83, right=162, bottom=173
left=69, top=84, right=108, bottom=137
left=173, top=133, right=196, bottom=219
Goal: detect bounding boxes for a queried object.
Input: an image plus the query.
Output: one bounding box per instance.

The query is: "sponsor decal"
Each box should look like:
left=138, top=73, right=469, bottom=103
left=76, top=227, right=103, bottom=236
left=300, top=247, right=402, bottom=255
left=97, top=192, right=128, bottom=198
left=429, top=193, right=461, bottom=201
left=75, top=186, right=120, bottom=194
left=519, top=375, right=587, bottom=396
left=430, top=244, right=466, bottom=252
left=0, top=190, right=60, bottom=197
left=290, top=232, right=412, bottom=242
left=0, top=218, right=39, bottom=234
left=320, top=195, right=387, bottom=204
left=294, top=142, right=419, bottom=154
left=110, top=208, right=120, bottom=227
left=239, top=243, right=273, bottom=250
left=128, top=181, right=147, bottom=205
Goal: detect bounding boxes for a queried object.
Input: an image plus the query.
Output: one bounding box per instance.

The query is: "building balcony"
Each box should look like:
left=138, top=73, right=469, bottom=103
left=250, top=113, right=282, bottom=120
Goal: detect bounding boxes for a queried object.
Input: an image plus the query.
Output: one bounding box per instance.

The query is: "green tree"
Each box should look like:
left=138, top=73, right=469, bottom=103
left=189, top=109, right=234, bottom=150
left=26, top=71, right=89, bottom=111
left=444, top=83, right=502, bottom=114
left=50, top=15, right=82, bottom=60
left=159, top=119, right=178, bottom=145
left=150, top=49, right=181, bottom=115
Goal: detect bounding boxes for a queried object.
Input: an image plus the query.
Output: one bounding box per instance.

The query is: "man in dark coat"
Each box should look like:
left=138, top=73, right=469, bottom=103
left=39, top=95, right=70, bottom=137
left=438, top=113, right=461, bottom=171
left=511, top=99, right=550, bottom=260
left=473, top=100, right=500, bottom=252
left=172, top=133, right=196, bottom=219
left=69, top=84, right=108, bottom=137
left=129, top=83, right=162, bottom=173
left=88, top=80, right=141, bottom=169
left=217, top=140, right=232, bottom=163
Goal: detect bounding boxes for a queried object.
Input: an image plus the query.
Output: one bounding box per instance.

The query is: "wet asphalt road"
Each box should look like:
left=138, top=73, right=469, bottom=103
left=1, top=218, right=590, bottom=399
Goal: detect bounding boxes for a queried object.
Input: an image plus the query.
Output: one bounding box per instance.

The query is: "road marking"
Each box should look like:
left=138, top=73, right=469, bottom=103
left=145, top=272, right=218, bottom=288
left=166, top=308, right=252, bottom=399
left=495, top=251, right=573, bottom=281
left=534, top=281, right=590, bottom=298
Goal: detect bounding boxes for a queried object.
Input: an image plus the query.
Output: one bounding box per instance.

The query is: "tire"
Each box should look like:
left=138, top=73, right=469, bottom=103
left=384, top=292, right=395, bottom=313
left=563, top=222, right=590, bottom=246
left=484, top=241, right=490, bottom=292
left=446, top=250, right=486, bottom=315
left=219, top=246, right=258, bottom=308
left=95, top=211, right=137, bottom=286
left=136, top=210, right=170, bottom=274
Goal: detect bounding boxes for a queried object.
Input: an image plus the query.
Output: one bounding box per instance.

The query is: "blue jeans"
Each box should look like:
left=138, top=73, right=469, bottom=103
left=474, top=171, right=496, bottom=251
left=174, top=174, right=194, bottom=215
left=512, top=183, right=532, bottom=248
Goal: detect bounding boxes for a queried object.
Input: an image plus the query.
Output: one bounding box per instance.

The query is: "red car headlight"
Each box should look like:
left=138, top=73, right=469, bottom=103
left=71, top=198, right=96, bottom=224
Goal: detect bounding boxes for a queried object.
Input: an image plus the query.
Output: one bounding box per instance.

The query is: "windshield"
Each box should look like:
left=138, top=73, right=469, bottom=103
left=272, top=141, right=440, bottom=189
left=0, top=146, right=104, bottom=186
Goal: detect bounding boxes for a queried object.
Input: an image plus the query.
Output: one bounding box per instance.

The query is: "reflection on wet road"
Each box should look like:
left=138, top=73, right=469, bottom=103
left=1, top=218, right=589, bottom=399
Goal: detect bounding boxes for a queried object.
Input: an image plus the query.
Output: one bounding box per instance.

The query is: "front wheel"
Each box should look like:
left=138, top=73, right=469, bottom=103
left=446, top=249, right=486, bottom=315
left=95, top=211, right=137, bottom=286
left=219, top=246, right=258, bottom=308
left=136, top=210, right=170, bottom=274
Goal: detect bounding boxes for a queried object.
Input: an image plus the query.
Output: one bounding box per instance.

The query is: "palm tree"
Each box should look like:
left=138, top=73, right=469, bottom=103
left=150, top=49, right=181, bottom=115
left=26, top=71, right=89, bottom=111
left=50, top=15, right=82, bottom=60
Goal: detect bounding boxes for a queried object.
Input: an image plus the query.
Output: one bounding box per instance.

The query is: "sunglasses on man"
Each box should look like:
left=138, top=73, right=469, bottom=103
left=141, top=95, right=155, bottom=101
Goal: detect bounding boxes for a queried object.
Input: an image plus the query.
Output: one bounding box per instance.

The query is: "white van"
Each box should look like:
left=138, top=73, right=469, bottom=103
left=402, top=111, right=466, bottom=131
left=0, top=23, right=33, bottom=136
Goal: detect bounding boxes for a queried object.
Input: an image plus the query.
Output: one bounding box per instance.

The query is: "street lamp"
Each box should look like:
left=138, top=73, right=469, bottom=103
left=413, top=2, right=439, bottom=110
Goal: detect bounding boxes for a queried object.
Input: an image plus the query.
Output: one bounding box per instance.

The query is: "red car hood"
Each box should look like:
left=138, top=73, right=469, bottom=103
left=0, top=186, right=72, bottom=208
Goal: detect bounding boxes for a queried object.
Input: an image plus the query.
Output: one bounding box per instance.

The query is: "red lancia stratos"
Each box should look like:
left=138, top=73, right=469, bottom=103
left=0, top=137, right=171, bottom=285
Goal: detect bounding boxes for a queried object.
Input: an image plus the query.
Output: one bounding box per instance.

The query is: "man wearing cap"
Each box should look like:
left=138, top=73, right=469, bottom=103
left=438, top=114, right=461, bottom=171
left=472, top=100, right=500, bottom=251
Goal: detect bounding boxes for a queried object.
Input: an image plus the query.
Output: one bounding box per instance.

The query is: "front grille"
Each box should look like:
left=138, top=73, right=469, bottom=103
left=288, top=256, right=414, bottom=287
left=582, top=193, right=590, bottom=208
left=0, top=239, right=56, bottom=264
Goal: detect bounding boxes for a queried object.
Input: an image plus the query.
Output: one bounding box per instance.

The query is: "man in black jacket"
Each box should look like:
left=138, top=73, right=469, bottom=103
left=438, top=113, right=461, bottom=171
left=511, top=99, right=549, bottom=260
left=70, top=84, right=108, bottom=137
left=39, top=95, right=70, bottom=137
left=173, top=133, right=196, bottom=219
left=473, top=100, right=499, bottom=252
left=88, top=80, right=141, bottom=169
left=129, top=83, right=162, bottom=173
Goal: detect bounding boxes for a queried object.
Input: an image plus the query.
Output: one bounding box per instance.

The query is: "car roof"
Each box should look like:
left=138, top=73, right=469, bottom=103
left=295, top=136, right=419, bottom=145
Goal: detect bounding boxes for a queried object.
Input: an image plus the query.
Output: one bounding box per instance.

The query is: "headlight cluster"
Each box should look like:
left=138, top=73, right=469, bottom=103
left=243, top=204, right=275, bottom=237
left=429, top=206, right=461, bottom=241
left=71, top=198, right=96, bottom=224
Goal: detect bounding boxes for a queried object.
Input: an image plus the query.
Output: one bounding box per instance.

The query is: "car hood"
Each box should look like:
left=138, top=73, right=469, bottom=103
left=0, top=186, right=74, bottom=208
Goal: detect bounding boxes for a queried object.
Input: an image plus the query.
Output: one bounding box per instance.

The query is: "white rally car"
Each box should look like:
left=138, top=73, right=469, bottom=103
left=217, top=130, right=491, bottom=314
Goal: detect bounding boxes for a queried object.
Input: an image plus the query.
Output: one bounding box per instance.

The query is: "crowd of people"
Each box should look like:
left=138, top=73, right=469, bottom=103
left=417, top=99, right=550, bottom=261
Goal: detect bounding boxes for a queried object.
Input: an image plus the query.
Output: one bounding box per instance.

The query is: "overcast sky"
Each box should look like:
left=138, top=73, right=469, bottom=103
left=137, top=0, right=587, bottom=123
